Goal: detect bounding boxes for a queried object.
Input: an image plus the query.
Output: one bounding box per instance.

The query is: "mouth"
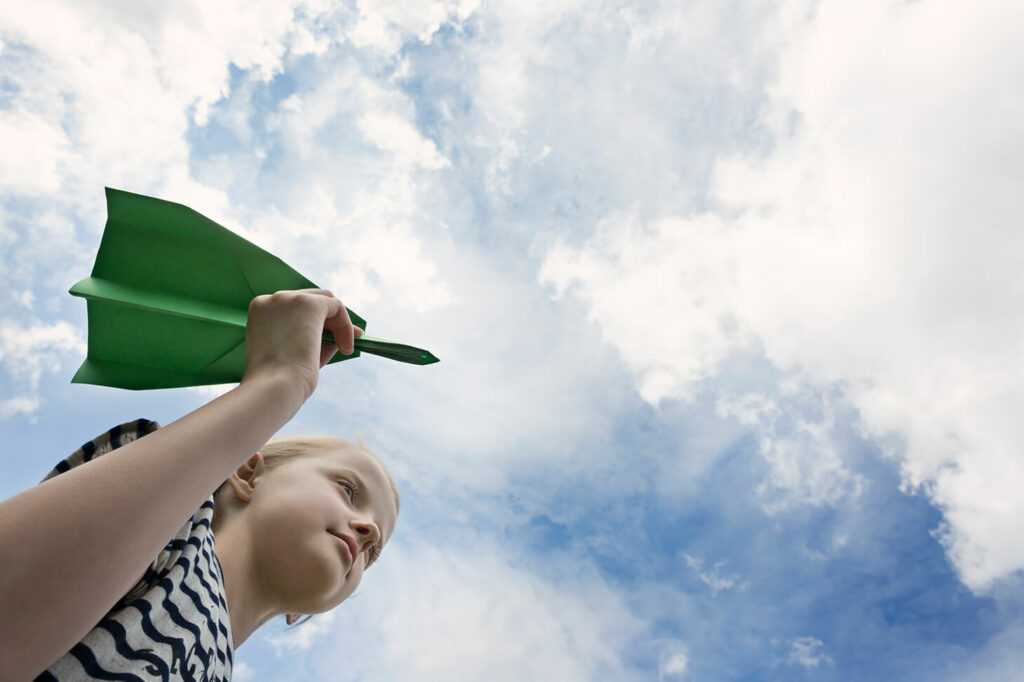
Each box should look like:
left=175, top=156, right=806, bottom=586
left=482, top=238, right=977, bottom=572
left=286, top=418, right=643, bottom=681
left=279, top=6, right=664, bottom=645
left=328, top=530, right=357, bottom=565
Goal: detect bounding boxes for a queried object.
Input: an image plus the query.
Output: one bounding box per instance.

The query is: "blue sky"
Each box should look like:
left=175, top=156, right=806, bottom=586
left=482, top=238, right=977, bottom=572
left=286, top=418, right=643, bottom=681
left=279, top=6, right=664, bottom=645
left=2, top=0, right=1023, bottom=679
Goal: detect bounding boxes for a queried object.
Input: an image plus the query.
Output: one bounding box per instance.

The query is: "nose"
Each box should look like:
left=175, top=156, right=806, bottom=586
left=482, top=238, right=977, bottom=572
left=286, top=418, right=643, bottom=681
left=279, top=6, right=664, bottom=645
left=351, top=516, right=380, bottom=554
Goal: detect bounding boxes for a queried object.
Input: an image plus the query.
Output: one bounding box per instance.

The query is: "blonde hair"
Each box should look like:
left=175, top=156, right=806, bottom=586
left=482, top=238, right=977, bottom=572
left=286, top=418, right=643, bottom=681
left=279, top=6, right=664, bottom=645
left=211, top=434, right=399, bottom=628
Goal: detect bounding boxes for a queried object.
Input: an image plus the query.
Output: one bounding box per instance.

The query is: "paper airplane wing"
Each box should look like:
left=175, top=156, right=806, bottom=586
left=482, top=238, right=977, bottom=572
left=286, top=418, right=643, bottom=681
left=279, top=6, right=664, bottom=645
left=70, top=188, right=437, bottom=390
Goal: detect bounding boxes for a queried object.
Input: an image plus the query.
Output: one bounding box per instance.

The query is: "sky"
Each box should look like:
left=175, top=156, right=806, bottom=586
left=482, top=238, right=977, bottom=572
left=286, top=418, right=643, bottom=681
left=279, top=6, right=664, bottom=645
left=1, top=0, right=1023, bottom=679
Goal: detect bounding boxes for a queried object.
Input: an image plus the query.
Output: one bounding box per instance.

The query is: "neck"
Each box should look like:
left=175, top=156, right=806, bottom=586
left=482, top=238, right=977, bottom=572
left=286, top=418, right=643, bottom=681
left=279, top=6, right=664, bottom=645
left=213, top=520, right=279, bottom=648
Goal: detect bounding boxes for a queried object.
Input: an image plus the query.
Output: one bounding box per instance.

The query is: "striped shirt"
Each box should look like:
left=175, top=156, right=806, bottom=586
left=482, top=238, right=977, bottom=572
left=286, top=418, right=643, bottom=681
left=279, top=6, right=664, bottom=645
left=35, top=419, right=235, bottom=681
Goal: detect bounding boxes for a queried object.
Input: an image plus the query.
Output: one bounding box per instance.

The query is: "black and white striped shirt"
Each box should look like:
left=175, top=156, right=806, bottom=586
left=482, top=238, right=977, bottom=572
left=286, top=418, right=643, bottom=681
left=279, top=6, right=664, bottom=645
left=35, top=419, right=234, bottom=681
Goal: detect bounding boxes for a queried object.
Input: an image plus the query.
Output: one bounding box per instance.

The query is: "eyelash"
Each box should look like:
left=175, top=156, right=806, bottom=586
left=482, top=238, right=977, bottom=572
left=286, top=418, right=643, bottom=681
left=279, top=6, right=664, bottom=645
left=336, top=479, right=382, bottom=568
left=338, top=480, right=358, bottom=501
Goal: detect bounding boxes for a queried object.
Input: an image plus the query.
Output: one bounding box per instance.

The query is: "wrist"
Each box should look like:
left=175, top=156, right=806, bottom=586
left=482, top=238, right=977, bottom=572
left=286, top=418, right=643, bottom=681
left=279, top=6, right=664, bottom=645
left=238, top=368, right=310, bottom=414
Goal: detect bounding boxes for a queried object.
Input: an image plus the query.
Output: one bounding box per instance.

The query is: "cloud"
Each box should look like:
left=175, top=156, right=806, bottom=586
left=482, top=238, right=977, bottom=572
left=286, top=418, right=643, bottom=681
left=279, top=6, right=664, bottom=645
left=539, top=0, right=1024, bottom=590
left=0, top=0, right=346, bottom=416
left=716, top=386, right=864, bottom=512
left=941, top=622, right=1024, bottom=682
left=6, top=1, right=1023, bottom=678
left=275, top=535, right=648, bottom=681
left=0, top=110, right=73, bottom=196
left=787, top=636, right=833, bottom=669
left=347, top=0, right=480, bottom=53
left=659, top=644, right=689, bottom=679
left=0, top=395, right=40, bottom=419
left=683, top=554, right=748, bottom=596
left=357, top=111, right=450, bottom=170
left=541, top=212, right=747, bottom=405
left=194, top=58, right=459, bottom=316
left=0, top=0, right=463, bottom=418
left=0, top=319, right=84, bottom=416
left=231, top=661, right=257, bottom=682
left=265, top=610, right=336, bottom=653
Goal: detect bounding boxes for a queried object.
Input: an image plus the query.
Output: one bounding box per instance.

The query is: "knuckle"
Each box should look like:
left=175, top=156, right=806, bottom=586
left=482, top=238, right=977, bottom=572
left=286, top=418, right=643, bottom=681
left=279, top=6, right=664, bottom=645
left=269, top=290, right=305, bottom=308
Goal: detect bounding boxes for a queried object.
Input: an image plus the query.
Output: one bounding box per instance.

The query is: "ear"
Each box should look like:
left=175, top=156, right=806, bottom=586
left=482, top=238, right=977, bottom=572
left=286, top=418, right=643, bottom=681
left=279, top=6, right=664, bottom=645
left=286, top=613, right=302, bottom=625
left=226, top=453, right=264, bottom=502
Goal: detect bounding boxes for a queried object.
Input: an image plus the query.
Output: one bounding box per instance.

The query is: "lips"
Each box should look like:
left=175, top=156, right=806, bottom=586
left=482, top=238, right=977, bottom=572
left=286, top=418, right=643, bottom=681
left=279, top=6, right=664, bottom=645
left=329, top=530, right=358, bottom=564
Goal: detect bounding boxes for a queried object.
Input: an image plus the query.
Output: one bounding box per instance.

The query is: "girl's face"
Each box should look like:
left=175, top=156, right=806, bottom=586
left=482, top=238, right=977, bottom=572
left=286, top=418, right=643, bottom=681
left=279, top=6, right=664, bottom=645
left=235, top=445, right=398, bottom=615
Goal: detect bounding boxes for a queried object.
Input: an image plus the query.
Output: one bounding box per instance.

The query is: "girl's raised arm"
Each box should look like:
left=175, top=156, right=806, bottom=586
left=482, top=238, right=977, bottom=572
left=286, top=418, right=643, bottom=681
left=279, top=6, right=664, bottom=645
left=0, top=290, right=359, bottom=680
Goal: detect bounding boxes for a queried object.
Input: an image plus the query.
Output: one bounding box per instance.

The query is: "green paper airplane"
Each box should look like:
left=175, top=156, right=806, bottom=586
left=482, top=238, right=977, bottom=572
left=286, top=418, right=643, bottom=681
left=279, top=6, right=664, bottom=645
left=70, top=188, right=438, bottom=390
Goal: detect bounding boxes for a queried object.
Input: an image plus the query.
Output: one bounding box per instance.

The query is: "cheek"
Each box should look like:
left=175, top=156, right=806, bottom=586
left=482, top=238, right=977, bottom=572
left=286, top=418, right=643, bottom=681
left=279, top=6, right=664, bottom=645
left=248, top=493, right=351, bottom=606
left=256, top=487, right=335, bottom=532
left=266, top=531, right=352, bottom=612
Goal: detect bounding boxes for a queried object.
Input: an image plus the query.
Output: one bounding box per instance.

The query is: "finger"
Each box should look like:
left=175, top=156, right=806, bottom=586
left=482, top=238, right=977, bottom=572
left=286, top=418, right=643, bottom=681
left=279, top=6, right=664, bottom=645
left=320, top=342, right=339, bottom=368
left=322, top=298, right=356, bottom=354
left=289, top=288, right=336, bottom=297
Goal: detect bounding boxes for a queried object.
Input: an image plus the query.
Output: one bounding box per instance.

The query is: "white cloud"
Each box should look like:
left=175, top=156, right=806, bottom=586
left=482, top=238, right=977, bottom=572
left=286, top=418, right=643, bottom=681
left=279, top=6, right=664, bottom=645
left=787, top=636, right=833, bottom=669
left=0, top=320, right=85, bottom=417
left=357, top=112, right=450, bottom=170
left=0, top=395, right=40, bottom=419
left=724, top=0, right=1024, bottom=591
left=300, top=535, right=647, bottom=682
left=346, top=254, right=635, bottom=496
left=942, top=622, right=1024, bottom=682
left=2, top=0, right=625, bottom=482
left=0, top=111, right=73, bottom=196
left=683, top=554, right=748, bottom=596
left=0, top=0, right=343, bottom=210
left=5, top=0, right=1021, bottom=678
left=190, top=41, right=640, bottom=500
left=280, top=94, right=303, bottom=113
left=717, top=387, right=863, bottom=512
left=659, top=645, right=689, bottom=679
left=265, top=610, right=336, bottom=653
left=541, top=212, right=748, bottom=405
left=347, top=0, right=481, bottom=53
left=0, top=0, right=401, bottom=415
left=539, top=0, right=1024, bottom=590
left=203, top=61, right=458, bottom=316
left=463, top=0, right=776, bottom=206
left=231, top=661, right=257, bottom=682
left=13, top=290, right=35, bottom=309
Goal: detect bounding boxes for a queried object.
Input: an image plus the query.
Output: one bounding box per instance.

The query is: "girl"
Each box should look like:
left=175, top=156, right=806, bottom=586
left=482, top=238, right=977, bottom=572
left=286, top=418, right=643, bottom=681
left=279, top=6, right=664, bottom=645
left=0, top=290, right=398, bottom=680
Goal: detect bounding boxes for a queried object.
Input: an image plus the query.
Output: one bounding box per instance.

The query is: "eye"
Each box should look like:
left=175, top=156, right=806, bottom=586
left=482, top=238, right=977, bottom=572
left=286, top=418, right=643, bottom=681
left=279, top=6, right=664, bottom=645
left=337, top=480, right=356, bottom=501
left=366, top=544, right=380, bottom=567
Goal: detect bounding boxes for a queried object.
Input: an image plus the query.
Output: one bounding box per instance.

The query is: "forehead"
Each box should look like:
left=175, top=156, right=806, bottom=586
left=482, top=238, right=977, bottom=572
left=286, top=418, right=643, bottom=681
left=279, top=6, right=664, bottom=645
left=309, top=446, right=398, bottom=540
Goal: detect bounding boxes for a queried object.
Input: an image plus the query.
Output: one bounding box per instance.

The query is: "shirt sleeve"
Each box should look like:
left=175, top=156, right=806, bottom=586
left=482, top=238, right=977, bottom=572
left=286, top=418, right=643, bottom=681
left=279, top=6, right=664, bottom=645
left=39, top=419, right=173, bottom=608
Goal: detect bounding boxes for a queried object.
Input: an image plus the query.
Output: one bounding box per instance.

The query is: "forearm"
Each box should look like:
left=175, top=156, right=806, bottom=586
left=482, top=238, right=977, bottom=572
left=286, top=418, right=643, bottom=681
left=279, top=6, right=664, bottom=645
left=0, top=371, right=304, bottom=680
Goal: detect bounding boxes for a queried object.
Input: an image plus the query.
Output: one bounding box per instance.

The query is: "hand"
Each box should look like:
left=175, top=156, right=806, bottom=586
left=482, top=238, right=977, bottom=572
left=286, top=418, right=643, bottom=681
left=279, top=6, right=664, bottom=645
left=241, top=289, right=364, bottom=399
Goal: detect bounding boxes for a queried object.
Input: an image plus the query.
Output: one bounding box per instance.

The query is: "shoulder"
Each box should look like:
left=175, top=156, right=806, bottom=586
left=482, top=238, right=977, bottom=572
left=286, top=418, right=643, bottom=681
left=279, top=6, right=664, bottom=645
left=39, top=418, right=162, bottom=484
